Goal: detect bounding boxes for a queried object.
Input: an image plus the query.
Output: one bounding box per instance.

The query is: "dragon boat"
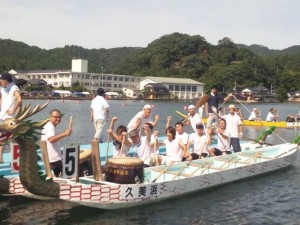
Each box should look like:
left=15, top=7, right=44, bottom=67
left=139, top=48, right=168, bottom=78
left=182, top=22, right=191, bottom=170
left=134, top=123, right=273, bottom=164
left=176, top=111, right=300, bottom=128
left=0, top=103, right=299, bottom=210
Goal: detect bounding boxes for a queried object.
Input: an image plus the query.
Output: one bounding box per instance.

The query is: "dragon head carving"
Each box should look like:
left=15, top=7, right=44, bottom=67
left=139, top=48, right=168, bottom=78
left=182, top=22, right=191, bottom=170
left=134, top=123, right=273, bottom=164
left=0, top=102, right=49, bottom=144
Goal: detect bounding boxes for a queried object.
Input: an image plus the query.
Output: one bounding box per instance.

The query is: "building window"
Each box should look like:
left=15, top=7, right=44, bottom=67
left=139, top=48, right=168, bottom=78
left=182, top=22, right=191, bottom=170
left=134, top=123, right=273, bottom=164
left=192, top=86, right=197, bottom=92
left=106, top=83, right=111, bottom=87
left=86, top=75, right=90, bottom=79
left=169, top=85, right=174, bottom=91
left=114, top=77, right=118, bottom=81
left=119, top=77, right=123, bottom=81
left=119, top=84, right=123, bottom=88
left=114, top=84, right=117, bottom=88
left=181, top=86, right=185, bottom=91
left=175, top=85, right=179, bottom=91
left=125, top=78, right=129, bottom=82
left=186, top=86, right=191, bottom=91
left=107, top=76, right=112, bottom=80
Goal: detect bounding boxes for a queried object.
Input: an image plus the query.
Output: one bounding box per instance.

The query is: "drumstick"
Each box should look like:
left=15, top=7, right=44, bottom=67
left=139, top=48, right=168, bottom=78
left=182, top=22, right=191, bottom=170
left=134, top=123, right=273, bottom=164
left=119, top=133, right=126, bottom=156
left=106, top=119, right=115, bottom=163
left=68, top=116, right=73, bottom=129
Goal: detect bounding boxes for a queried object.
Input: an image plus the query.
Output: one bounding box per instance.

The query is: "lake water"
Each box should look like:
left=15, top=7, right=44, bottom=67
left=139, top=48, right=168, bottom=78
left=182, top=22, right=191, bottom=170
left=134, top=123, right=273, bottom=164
left=0, top=99, right=300, bottom=225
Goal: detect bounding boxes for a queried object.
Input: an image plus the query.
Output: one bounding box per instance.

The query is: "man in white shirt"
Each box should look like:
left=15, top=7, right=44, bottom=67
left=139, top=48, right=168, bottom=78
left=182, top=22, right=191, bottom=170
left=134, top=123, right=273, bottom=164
left=186, top=123, right=213, bottom=160
left=130, top=123, right=158, bottom=167
left=127, top=104, right=159, bottom=133
left=266, top=108, right=279, bottom=122
left=41, top=109, right=72, bottom=177
left=90, top=88, right=109, bottom=141
left=209, top=119, right=232, bottom=156
left=220, top=104, right=243, bottom=152
left=183, top=104, right=205, bottom=133
left=0, top=72, right=22, bottom=163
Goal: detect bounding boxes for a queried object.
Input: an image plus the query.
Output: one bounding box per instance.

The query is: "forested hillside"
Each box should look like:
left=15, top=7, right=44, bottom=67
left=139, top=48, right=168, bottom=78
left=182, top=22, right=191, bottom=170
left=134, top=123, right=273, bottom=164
left=0, top=33, right=299, bottom=99
left=0, top=39, right=142, bottom=73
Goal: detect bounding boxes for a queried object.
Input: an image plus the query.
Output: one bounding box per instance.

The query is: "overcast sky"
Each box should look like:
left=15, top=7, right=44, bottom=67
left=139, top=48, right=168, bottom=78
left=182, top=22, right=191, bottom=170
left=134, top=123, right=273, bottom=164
left=1, top=0, right=299, bottom=50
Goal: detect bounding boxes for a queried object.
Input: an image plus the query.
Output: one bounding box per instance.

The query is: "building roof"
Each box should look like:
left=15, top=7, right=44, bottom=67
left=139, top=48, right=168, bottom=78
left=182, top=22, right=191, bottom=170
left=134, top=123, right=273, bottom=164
left=13, top=69, right=71, bottom=74
left=141, top=76, right=204, bottom=85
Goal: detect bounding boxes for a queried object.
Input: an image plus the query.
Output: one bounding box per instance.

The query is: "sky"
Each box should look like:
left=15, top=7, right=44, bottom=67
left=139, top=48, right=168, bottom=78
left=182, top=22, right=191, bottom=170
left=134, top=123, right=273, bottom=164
left=1, top=0, right=299, bottom=50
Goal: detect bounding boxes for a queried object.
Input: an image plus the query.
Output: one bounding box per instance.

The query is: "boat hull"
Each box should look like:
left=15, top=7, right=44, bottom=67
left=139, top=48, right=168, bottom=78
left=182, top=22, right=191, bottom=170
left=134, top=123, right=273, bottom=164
left=57, top=143, right=298, bottom=209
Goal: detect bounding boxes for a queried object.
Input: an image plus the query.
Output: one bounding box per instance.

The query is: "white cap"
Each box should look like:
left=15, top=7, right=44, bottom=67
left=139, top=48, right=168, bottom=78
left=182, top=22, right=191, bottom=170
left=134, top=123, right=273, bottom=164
left=143, top=104, right=152, bottom=110
left=188, top=105, right=195, bottom=110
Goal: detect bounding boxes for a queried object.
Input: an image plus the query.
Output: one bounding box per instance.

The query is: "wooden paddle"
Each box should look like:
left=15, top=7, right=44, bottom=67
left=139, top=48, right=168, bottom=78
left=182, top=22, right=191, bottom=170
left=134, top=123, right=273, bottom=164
left=119, top=132, right=126, bottom=156
left=68, top=115, right=73, bottom=129
left=151, top=161, right=175, bottom=183
left=195, top=94, right=209, bottom=108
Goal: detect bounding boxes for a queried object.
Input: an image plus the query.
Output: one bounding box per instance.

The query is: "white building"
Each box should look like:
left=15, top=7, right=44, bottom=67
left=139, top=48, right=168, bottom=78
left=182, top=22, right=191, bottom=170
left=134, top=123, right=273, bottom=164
left=122, top=88, right=143, bottom=99
left=11, top=59, right=141, bottom=94
left=140, top=76, right=204, bottom=99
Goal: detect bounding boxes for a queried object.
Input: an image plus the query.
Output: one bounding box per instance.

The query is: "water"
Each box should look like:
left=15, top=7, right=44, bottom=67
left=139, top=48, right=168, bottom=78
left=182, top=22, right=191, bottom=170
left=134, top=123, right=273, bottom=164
left=0, top=99, right=300, bottom=224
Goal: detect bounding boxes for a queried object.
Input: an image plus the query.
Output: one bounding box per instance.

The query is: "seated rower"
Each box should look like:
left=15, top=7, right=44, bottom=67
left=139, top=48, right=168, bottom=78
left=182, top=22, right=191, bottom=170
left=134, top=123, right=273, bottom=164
left=185, top=123, right=213, bottom=160
left=266, top=108, right=279, bottom=122
left=166, top=116, right=189, bottom=149
left=155, top=126, right=187, bottom=165
left=248, top=108, right=261, bottom=121
left=129, top=123, right=159, bottom=167
left=209, top=119, right=232, bottom=156
left=107, top=117, right=131, bottom=157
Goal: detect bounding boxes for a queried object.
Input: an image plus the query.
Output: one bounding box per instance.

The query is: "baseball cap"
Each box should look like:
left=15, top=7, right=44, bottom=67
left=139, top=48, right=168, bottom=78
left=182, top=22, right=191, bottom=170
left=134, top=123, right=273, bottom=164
left=143, top=104, right=152, bottom=110
left=129, top=130, right=139, bottom=138
left=228, top=104, right=236, bottom=110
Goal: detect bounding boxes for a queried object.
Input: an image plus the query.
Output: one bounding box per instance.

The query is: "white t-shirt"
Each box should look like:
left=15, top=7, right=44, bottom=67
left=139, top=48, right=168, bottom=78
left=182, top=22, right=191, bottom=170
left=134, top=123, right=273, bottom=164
left=248, top=111, right=257, bottom=121
left=132, top=136, right=153, bottom=165
left=188, top=133, right=209, bottom=155
left=127, top=111, right=153, bottom=132
left=163, top=138, right=182, bottom=159
left=188, top=113, right=205, bottom=133
left=217, top=129, right=230, bottom=152
left=266, top=112, right=275, bottom=122
left=91, top=96, right=109, bottom=120
left=223, top=114, right=242, bottom=138
left=41, top=122, right=62, bottom=163
left=0, top=83, right=20, bottom=120
left=176, top=132, right=189, bottom=145
left=113, top=140, right=129, bottom=157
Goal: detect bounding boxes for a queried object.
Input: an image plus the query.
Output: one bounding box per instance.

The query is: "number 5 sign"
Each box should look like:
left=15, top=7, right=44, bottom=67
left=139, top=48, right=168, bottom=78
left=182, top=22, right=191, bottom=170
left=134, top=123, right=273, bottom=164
left=11, top=143, right=20, bottom=173
left=62, top=146, right=79, bottom=179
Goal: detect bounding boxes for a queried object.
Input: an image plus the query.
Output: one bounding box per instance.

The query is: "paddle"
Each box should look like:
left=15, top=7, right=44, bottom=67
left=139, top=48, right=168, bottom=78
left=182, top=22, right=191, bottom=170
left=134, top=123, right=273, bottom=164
left=151, top=161, right=175, bottom=183
left=195, top=94, right=209, bottom=108
left=68, top=115, right=73, bottom=129
left=119, top=132, right=126, bottom=156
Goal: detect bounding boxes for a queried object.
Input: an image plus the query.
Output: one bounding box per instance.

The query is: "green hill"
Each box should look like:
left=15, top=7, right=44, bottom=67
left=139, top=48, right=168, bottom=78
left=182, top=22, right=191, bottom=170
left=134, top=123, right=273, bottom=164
left=0, top=33, right=299, bottom=98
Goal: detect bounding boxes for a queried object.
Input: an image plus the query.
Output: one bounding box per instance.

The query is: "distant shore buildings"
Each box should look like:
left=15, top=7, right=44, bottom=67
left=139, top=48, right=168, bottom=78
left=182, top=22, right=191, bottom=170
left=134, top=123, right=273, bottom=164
left=10, top=59, right=205, bottom=100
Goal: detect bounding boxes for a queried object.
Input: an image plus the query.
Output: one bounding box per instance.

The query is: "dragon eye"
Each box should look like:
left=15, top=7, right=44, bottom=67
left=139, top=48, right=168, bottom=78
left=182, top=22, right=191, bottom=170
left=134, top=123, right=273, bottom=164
left=8, top=121, right=16, bottom=126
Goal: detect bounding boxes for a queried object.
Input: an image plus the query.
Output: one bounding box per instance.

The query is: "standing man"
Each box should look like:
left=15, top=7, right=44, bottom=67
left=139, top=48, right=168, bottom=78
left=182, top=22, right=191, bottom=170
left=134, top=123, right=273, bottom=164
left=205, top=86, right=232, bottom=127
left=90, top=88, right=109, bottom=141
left=127, top=104, right=159, bottom=133
left=0, top=72, right=22, bottom=163
left=183, top=105, right=205, bottom=133
left=41, top=109, right=72, bottom=177
left=218, top=104, right=243, bottom=153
